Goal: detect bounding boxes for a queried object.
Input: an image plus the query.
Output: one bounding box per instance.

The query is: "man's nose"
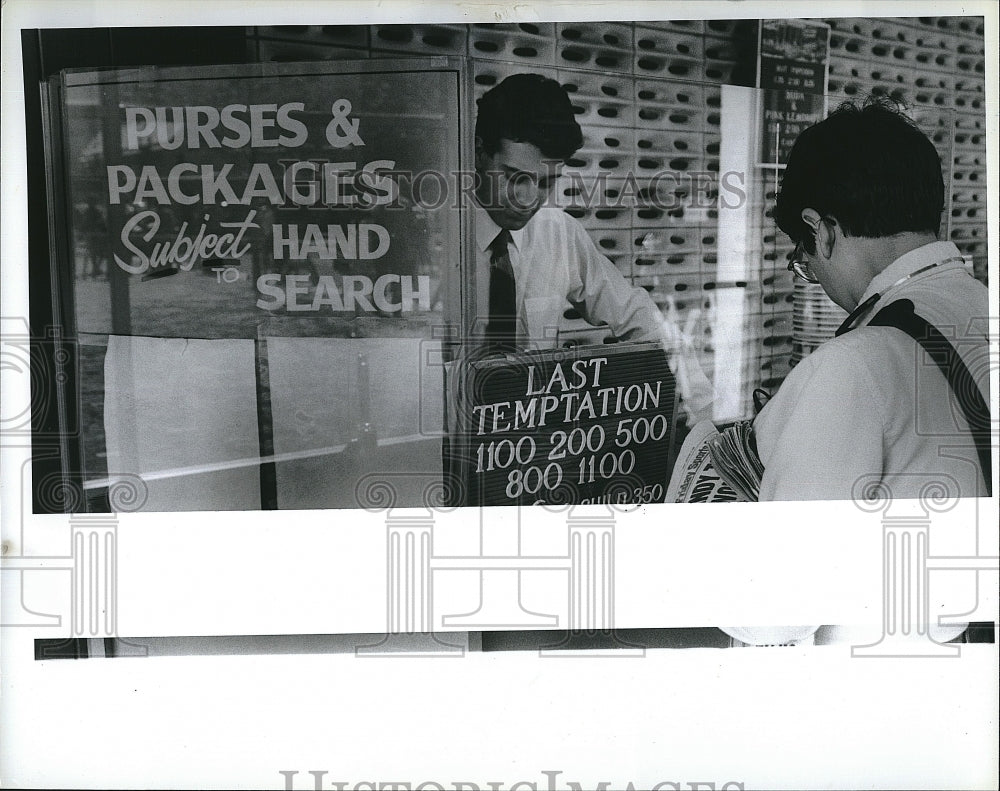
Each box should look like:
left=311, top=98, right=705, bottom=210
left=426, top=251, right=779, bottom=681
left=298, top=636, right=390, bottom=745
left=511, top=178, right=539, bottom=209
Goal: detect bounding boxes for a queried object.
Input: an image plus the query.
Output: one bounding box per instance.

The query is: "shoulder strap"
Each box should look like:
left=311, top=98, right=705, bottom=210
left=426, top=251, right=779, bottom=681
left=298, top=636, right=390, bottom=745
left=868, top=299, right=992, bottom=496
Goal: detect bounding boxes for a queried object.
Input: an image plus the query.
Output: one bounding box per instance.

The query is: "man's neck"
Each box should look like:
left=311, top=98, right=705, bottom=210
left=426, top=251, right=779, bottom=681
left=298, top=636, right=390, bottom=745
left=873, top=232, right=939, bottom=266
left=852, top=232, right=939, bottom=302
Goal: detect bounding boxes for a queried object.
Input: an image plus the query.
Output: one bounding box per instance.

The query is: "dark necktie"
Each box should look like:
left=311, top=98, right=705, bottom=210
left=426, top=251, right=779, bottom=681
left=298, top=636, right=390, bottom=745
left=486, top=229, right=517, bottom=353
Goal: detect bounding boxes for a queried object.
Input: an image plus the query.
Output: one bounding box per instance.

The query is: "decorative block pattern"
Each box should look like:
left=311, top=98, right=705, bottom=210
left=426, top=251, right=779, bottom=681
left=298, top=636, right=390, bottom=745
left=823, top=16, right=986, bottom=289
left=243, top=17, right=987, bottom=414
left=557, top=22, right=634, bottom=74
left=371, top=24, right=468, bottom=56
left=468, top=23, right=557, bottom=64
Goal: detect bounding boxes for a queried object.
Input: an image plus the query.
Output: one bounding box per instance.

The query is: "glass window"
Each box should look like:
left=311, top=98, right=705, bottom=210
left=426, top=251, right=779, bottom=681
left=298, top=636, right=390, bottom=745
left=49, top=61, right=465, bottom=511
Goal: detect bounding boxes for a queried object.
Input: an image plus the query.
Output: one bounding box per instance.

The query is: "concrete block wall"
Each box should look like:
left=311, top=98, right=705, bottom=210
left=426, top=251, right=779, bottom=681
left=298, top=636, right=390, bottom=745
left=245, top=18, right=987, bottom=417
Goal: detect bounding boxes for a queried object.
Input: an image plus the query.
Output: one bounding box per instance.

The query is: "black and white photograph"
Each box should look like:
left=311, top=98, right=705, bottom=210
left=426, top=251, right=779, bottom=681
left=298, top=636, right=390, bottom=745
left=1, top=1, right=997, bottom=789
left=14, top=9, right=993, bottom=513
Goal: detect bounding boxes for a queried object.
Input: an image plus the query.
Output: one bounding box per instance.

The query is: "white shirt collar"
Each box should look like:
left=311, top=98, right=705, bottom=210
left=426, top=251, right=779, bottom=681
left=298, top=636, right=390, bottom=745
left=473, top=201, right=525, bottom=254
left=857, top=240, right=965, bottom=306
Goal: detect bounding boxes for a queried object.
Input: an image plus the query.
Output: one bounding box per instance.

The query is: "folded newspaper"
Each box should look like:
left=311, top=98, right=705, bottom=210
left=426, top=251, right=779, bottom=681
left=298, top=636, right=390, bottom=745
left=666, top=419, right=764, bottom=503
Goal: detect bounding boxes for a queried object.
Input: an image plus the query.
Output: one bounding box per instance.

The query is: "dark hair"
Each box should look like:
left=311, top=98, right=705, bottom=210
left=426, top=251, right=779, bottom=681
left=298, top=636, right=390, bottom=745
left=475, top=73, right=583, bottom=161
left=775, top=97, right=944, bottom=245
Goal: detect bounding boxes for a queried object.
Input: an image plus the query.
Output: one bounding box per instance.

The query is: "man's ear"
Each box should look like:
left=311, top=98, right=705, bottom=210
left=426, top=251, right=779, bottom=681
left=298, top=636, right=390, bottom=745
left=801, top=209, right=836, bottom=259
left=816, top=215, right=838, bottom=259
left=800, top=208, right=821, bottom=231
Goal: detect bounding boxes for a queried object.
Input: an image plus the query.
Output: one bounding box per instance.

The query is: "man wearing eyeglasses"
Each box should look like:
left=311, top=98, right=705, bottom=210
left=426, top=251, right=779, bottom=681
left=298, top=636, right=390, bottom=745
left=754, top=97, right=991, bottom=501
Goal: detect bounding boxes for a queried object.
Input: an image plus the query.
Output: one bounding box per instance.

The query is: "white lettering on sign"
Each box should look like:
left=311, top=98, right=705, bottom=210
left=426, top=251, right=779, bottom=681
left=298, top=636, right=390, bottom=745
left=525, top=358, right=608, bottom=395
left=255, top=274, right=431, bottom=313
left=107, top=160, right=397, bottom=208
left=272, top=224, right=390, bottom=260
left=124, top=103, right=308, bottom=150
left=113, top=209, right=258, bottom=275
left=468, top=349, right=674, bottom=505
left=107, top=163, right=285, bottom=206
left=470, top=381, right=661, bottom=435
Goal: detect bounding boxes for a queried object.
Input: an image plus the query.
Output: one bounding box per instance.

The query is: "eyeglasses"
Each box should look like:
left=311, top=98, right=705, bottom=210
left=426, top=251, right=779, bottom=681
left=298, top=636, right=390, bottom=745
left=787, top=238, right=821, bottom=284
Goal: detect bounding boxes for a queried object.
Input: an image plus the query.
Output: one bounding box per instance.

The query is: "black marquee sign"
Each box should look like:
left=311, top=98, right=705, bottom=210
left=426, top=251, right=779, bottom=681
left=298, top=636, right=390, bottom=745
left=458, top=342, right=678, bottom=506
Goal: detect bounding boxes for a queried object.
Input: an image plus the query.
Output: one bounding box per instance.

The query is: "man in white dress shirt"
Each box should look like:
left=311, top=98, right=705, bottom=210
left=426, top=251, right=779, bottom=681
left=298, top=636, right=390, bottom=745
left=471, top=73, right=661, bottom=348
left=725, top=99, right=990, bottom=649
left=469, top=73, right=713, bottom=420
left=755, top=98, right=991, bottom=502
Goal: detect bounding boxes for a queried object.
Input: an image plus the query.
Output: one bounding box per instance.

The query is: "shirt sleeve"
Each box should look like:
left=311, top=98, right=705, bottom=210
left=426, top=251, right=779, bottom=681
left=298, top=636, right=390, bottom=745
left=564, top=219, right=664, bottom=343
left=558, top=215, right=716, bottom=420
left=754, top=341, right=888, bottom=501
